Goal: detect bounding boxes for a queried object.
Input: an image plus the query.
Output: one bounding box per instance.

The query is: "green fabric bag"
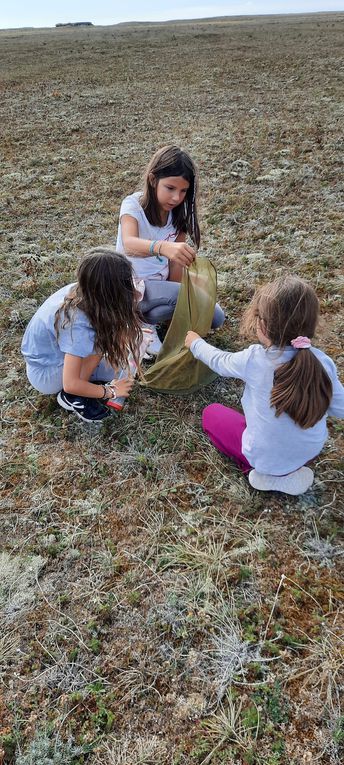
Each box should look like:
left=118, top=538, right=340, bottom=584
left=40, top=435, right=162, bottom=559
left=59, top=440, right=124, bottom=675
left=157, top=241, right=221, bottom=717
left=142, top=257, right=218, bottom=395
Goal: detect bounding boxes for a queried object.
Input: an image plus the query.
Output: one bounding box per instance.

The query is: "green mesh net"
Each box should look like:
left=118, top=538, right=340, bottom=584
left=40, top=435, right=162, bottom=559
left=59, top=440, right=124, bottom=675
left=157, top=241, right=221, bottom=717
left=141, top=257, right=218, bottom=395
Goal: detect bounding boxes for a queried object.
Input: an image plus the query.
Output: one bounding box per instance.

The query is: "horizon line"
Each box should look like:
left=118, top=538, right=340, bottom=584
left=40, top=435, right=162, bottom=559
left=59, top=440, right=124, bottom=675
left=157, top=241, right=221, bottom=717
left=1, top=9, right=344, bottom=32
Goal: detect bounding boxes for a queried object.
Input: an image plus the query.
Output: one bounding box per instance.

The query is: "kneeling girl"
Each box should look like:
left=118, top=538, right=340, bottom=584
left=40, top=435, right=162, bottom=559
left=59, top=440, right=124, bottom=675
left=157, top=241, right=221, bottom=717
left=21, top=247, right=143, bottom=422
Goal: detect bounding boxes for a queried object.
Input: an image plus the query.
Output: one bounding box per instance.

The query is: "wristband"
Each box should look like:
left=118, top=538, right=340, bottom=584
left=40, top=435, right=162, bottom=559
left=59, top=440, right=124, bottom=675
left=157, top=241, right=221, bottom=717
left=102, top=384, right=117, bottom=400
left=149, top=240, right=158, bottom=256
left=108, top=385, right=117, bottom=400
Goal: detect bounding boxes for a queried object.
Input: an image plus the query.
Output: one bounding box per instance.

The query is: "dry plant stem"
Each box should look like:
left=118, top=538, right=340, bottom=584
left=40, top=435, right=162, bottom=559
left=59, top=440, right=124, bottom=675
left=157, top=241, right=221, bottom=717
left=262, top=573, right=286, bottom=642
left=34, top=576, right=91, bottom=652
left=200, top=696, right=259, bottom=764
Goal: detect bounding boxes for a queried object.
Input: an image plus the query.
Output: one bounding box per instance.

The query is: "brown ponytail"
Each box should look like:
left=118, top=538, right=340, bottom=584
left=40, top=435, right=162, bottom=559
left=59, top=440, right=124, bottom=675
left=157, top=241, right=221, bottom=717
left=241, top=275, right=333, bottom=429
left=271, top=349, right=332, bottom=428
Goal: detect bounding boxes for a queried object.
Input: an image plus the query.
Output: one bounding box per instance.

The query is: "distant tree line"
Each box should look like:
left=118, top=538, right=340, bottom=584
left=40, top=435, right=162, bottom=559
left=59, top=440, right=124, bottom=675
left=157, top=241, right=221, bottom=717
left=56, top=22, right=93, bottom=27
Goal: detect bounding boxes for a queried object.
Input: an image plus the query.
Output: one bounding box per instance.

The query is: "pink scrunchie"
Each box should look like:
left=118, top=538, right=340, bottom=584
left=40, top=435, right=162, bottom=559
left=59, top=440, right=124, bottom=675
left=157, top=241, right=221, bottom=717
left=291, top=336, right=311, bottom=349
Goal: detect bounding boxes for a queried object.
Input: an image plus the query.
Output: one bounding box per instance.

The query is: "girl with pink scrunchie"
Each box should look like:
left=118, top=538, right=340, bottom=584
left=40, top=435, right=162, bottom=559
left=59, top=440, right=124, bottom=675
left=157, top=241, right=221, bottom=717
left=185, top=275, right=344, bottom=495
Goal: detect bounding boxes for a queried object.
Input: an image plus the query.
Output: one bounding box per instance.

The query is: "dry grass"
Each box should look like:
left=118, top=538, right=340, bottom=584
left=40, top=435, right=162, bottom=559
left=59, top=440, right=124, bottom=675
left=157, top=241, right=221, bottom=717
left=0, top=12, right=344, bottom=765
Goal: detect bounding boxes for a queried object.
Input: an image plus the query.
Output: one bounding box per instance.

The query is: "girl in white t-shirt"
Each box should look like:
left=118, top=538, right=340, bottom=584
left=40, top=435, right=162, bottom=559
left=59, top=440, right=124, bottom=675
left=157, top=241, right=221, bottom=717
left=116, top=145, right=225, bottom=354
left=185, top=275, right=344, bottom=495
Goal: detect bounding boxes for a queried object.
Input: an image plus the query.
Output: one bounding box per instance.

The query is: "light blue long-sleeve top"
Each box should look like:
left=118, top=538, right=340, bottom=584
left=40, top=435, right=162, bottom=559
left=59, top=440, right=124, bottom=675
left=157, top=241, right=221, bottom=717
left=190, top=339, right=344, bottom=475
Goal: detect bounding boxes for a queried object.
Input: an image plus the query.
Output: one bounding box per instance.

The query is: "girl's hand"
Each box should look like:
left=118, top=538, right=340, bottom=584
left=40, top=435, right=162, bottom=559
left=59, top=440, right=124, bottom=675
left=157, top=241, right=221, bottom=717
left=185, top=331, right=201, bottom=348
left=160, top=240, right=196, bottom=267
left=108, top=377, right=134, bottom=399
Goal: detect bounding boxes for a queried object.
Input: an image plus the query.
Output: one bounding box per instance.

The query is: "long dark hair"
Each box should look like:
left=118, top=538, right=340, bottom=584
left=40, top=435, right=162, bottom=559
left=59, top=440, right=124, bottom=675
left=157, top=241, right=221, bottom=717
left=241, top=275, right=333, bottom=429
left=54, top=247, right=142, bottom=369
left=140, top=145, right=200, bottom=248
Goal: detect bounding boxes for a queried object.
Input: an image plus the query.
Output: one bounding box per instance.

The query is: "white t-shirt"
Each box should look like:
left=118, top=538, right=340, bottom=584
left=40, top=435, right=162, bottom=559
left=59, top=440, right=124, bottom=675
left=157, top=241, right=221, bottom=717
left=116, top=192, right=178, bottom=280
left=190, top=339, right=344, bottom=475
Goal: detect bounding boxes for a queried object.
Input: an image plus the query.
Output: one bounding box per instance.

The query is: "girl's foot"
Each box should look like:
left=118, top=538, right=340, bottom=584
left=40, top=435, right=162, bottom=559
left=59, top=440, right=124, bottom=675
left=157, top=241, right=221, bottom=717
left=57, top=390, right=111, bottom=422
left=142, top=324, right=162, bottom=356
left=248, top=467, right=314, bottom=495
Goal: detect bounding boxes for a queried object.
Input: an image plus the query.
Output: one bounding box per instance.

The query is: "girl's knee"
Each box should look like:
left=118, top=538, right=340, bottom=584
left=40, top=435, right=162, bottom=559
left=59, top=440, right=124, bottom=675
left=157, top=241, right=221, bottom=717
left=91, top=358, right=115, bottom=383
left=211, top=303, right=225, bottom=329
left=202, top=403, right=222, bottom=431
left=165, top=282, right=180, bottom=306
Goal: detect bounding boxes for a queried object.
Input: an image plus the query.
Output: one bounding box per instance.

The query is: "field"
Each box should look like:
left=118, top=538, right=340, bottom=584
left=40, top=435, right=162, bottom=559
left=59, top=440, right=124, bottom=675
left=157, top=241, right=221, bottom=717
left=0, top=12, right=343, bottom=764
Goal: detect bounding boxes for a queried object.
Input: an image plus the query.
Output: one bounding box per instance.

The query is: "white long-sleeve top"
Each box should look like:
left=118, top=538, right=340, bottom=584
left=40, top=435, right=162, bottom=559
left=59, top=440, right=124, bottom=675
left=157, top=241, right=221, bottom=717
left=190, top=339, right=344, bottom=475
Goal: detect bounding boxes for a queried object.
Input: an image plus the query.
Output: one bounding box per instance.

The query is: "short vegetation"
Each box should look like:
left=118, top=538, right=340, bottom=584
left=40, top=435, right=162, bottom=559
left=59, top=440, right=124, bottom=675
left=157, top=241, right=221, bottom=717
left=0, top=12, right=343, bottom=765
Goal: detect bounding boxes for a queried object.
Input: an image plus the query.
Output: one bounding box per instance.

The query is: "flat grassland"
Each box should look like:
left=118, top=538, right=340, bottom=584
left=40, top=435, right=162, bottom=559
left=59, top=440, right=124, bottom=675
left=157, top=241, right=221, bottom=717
left=0, top=13, right=343, bottom=765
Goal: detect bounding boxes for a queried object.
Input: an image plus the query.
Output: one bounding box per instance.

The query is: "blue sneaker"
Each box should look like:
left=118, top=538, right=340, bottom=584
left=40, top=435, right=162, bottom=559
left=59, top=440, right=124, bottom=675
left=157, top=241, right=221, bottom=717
left=57, top=390, right=111, bottom=422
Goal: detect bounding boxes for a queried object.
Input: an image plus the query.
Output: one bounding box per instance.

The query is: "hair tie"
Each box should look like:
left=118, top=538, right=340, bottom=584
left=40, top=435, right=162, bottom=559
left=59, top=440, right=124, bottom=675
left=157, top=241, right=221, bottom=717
left=291, top=336, right=311, bottom=349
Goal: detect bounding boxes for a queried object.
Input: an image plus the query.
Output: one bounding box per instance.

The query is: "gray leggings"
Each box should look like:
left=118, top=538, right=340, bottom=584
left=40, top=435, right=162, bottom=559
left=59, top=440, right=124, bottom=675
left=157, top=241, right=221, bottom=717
left=140, top=279, right=225, bottom=327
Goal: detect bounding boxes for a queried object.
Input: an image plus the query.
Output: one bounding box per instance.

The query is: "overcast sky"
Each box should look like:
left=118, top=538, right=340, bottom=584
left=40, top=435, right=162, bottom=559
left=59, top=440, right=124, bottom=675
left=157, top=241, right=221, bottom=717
left=1, top=1, right=343, bottom=29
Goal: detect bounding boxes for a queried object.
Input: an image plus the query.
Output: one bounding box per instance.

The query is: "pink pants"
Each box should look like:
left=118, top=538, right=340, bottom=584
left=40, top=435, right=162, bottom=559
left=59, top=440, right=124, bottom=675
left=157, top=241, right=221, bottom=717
left=202, top=404, right=252, bottom=474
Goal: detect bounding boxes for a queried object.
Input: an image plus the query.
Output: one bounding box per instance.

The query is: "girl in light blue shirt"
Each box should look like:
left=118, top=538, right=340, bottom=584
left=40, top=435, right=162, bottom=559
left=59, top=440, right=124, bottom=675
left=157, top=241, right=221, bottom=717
left=22, top=247, right=143, bottom=422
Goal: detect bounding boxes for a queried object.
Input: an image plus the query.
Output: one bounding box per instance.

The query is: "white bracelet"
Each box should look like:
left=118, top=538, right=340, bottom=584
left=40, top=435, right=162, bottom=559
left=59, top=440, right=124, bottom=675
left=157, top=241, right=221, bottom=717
left=102, top=384, right=117, bottom=400
left=108, top=385, right=117, bottom=399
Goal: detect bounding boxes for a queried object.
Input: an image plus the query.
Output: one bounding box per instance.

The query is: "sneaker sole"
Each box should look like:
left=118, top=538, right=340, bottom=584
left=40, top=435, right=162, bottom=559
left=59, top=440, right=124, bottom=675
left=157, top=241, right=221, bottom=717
left=57, top=391, right=76, bottom=412
left=248, top=467, right=314, bottom=495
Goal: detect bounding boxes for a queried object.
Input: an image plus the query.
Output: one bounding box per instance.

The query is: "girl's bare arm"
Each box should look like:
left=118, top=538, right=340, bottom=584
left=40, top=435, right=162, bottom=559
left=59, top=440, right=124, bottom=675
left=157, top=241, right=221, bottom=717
left=121, top=215, right=196, bottom=267
left=63, top=354, right=133, bottom=399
